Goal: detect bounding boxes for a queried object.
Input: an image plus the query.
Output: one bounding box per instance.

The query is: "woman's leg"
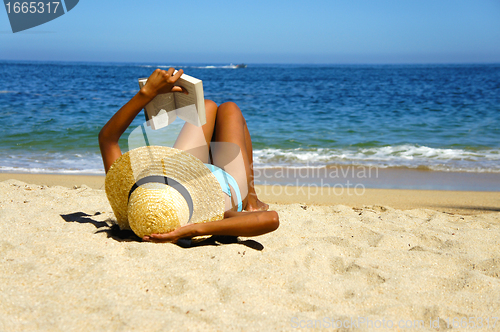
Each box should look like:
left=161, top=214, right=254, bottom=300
left=174, top=99, right=268, bottom=211
left=173, top=99, right=219, bottom=162
left=241, top=115, right=269, bottom=211
left=213, top=102, right=269, bottom=211
left=173, top=100, right=247, bottom=211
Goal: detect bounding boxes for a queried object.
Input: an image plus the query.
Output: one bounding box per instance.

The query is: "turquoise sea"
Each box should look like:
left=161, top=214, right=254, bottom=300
left=1, top=61, right=499, bottom=189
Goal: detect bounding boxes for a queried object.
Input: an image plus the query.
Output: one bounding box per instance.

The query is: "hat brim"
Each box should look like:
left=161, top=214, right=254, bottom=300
left=105, top=146, right=225, bottom=231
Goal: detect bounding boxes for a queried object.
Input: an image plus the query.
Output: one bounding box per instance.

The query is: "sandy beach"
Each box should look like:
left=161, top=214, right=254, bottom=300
left=1, top=174, right=499, bottom=331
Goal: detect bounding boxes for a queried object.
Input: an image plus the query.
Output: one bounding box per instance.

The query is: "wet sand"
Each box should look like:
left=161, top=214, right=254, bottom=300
left=1, top=172, right=498, bottom=215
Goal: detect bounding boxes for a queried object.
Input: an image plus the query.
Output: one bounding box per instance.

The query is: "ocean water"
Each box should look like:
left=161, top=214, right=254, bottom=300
left=1, top=61, right=499, bottom=177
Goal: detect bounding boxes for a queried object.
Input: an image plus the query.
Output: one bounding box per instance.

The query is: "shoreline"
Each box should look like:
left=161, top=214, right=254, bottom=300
left=1, top=172, right=498, bottom=215
left=2, top=164, right=499, bottom=191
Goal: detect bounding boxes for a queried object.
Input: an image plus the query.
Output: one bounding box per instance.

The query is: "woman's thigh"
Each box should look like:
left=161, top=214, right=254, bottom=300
left=173, top=100, right=218, bottom=162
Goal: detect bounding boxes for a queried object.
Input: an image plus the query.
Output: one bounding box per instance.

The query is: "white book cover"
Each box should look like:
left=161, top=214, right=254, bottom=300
left=138, top=71, right=206, bottom=130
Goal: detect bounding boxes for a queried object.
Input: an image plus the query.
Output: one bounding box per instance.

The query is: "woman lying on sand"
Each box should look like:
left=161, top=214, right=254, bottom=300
left=99, top=68, right=279, bottom=243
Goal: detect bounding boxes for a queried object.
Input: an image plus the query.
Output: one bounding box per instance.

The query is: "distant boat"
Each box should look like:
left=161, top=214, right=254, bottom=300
left=228, top=63, right=247, bottom=69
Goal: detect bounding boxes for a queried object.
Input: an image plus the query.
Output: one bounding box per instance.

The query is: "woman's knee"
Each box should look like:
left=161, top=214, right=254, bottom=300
left=219, top=101, right=238, bottom=109
left=219, top=101, right=241, bottom=114
left=205, top=99, right=218, bottom=110
left=218, top=101, right=245, bottom=122
left=204, top=99, right=218, bottom=122
left=261, top=211, right=279, bottom=231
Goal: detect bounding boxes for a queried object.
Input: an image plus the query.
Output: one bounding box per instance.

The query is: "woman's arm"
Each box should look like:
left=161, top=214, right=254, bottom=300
left=98, top=68, right=185, bottom=172
left=142, top=210, right=280, bottom=243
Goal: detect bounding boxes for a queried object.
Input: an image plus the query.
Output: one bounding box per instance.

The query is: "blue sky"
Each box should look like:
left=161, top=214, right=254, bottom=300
left=1, top=0, right=499, bottom=64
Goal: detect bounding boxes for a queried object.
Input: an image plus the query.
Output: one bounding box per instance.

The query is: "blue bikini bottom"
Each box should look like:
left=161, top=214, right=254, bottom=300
left=204, top=164, right=243, bottom=212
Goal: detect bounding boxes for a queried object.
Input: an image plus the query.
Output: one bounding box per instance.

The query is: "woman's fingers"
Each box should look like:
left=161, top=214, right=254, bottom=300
left=165, top=67, right=176, bottom=77
left=171, top=68, right=183, bottom=82
left=162, top=68, right=183, bottom=84
left=146, top=68, right=186, bottom=96
left=151, top=67, right=183, bottom=84
left=142, top=223, right=195, bottom=243
left=160, top=68, right=183, bottom=86
left=143, top=233, right=178, bottom=243
left=171, top=85, right=188, bottom=94
left=159, top=67, right=183, bottom=82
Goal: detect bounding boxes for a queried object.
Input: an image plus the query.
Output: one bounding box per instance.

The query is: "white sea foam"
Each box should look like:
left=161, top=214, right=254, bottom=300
left=1, top=145, right=498, bottom=174
left=0, top=166, right=104, bottom=175
left=0, top=152, right=105, bottom=175
left=253, top=145, right=500, bottom=172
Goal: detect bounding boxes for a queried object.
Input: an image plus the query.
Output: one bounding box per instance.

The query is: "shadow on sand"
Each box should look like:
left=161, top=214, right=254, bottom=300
left=60, top=211, right=264, bottom=250
left=429, top=205, right=500, bottom=214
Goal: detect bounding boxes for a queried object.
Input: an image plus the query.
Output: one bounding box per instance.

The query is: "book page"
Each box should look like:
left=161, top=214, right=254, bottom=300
left=149, top=108, right=177, bottom=130
left=150, top=93, right=175, bottom=113
left=173, top=72, right=206, bottom=125
left=138, top=78, right=175, bottom=121
left=175, top=104, right=203, bottom=127
left=173, top=73, right=200, bottom=109
left=174, top=85, right=197, bottom=109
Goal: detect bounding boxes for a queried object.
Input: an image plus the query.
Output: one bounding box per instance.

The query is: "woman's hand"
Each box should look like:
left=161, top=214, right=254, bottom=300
left=143, top=223, right=197, bottom=243
left=140, top=67, right=186, bottom=100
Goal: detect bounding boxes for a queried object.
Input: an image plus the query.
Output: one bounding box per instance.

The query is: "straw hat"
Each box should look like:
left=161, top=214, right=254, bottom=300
left=105, top=146, right=225, bottom=238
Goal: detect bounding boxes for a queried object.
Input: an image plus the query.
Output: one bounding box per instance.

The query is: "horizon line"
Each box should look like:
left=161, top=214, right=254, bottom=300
left=1, top=59, right=500, bottom=66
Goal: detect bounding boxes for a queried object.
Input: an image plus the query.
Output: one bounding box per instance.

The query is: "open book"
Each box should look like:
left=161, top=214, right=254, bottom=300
left=138, top=72, right=206, bottom=130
